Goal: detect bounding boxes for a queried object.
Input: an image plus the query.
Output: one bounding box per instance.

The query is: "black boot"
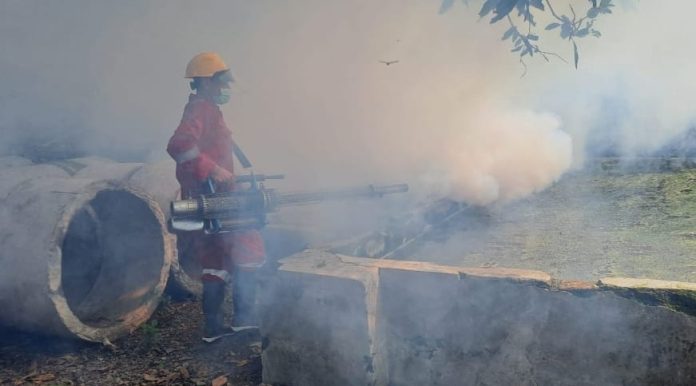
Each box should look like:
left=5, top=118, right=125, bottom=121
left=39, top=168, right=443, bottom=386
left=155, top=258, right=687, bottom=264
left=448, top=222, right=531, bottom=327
left=201, top=281, right=234, bottom=343
left=232, top=269, right=259, bottom=331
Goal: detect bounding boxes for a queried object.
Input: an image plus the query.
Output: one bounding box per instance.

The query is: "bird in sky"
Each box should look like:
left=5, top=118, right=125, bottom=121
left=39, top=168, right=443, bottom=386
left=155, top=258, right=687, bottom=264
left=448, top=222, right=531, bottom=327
left=379, top=60, right=399, bottom=66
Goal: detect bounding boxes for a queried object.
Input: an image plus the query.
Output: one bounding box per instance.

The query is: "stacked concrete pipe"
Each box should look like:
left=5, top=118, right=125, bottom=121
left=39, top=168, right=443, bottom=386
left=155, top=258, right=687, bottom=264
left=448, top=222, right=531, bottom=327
left=63, top=157, right=202, bottom=295
left=0, top=159, right=173, bottom=342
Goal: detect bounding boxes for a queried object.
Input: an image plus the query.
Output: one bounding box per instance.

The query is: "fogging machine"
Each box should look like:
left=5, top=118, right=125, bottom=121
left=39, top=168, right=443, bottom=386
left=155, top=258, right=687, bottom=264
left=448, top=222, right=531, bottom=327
left=170, top=173, right=408, bottom=234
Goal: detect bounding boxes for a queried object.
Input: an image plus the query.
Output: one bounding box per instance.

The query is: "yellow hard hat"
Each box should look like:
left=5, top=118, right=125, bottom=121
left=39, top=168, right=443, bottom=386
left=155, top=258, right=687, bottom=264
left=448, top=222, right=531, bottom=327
left=185, top=52, right=229, bottom=78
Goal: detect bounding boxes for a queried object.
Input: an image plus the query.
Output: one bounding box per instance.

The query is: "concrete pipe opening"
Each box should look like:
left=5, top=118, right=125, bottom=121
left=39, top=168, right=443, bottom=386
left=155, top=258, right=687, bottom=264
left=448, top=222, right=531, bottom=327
left=19, top=184, right=173, bottom=342
left=59, top=189, right=166, bottom=329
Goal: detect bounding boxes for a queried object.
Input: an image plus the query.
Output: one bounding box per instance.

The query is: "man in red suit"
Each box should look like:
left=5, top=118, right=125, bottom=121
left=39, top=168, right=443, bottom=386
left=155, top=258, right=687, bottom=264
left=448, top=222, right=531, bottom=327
left=167, top=52, right=266, bottom=343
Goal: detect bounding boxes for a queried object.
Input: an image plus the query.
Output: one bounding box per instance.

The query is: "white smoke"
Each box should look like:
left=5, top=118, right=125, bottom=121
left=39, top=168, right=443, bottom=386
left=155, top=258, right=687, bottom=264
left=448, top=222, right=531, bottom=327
left=13, top=1, right=696, bottom=207
left=427, top=108, right=572, bottom=205
left=519, top=1, right=696, bottom=163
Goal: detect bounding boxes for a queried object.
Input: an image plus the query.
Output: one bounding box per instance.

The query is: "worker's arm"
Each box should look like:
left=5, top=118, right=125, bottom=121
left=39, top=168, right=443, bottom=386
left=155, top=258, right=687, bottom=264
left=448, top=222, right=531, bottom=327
left=167, top=102, right=220, bottom=181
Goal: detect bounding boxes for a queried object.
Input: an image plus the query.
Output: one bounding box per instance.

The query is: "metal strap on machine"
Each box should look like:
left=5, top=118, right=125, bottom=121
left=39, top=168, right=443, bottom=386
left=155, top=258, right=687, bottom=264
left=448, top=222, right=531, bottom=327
left=201, top=268, right=230, bottom=282
left=232, top=142, right=253, bottom=169
left=174, top=146, right=201, bottom=164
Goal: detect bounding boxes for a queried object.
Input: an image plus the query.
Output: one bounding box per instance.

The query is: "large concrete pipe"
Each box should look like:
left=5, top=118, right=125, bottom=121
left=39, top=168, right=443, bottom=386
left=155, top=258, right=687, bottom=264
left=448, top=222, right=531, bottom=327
left=50, top=157, right=203, bottom=295
left=0, top=166, right=172, bottom=342
left=126, top=160, right=203, bottom=295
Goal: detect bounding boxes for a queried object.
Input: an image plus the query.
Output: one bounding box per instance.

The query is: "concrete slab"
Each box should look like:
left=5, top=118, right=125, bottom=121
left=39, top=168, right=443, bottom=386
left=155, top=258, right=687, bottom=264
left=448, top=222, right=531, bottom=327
left=379, top=269, right=696, bottom=386
left=261, top=250, right=696, bottom=385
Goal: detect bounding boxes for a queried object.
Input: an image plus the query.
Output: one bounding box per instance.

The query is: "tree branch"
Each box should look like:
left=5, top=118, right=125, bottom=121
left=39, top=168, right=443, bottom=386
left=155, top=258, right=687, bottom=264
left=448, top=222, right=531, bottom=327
left=538, top=49, right=568, bottom=64
left=519, top=56, right=528, bottom=78
left=545, top=0, right=564, bottom=22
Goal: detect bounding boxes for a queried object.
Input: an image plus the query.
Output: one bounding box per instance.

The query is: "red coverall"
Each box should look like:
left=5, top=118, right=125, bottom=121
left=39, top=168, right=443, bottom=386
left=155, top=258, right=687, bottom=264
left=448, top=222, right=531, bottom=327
left=167, top=94, right=265, bottom=283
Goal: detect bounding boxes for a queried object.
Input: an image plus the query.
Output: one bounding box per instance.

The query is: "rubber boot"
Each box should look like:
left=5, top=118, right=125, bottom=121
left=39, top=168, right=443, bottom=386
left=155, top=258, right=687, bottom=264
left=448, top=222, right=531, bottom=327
left=202, top=280, right=234, bottom=343
left=232, top=269, right=258, bottom=331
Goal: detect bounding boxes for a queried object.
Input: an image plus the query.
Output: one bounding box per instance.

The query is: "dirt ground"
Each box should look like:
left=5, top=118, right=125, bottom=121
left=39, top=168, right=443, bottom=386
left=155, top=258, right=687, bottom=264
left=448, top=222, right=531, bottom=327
left=408, top=168, right=696, bottom=282
left=0, top=299, right=264, bottom=386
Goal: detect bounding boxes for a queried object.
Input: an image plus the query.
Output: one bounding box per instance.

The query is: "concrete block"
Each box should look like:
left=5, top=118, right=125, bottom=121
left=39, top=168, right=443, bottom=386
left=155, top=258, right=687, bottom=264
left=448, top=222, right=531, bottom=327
left=260, top=250, right=696, bottom=385
left=379, top=269, right=696, bottom=385
left=260, top=252, right=379, bottom=386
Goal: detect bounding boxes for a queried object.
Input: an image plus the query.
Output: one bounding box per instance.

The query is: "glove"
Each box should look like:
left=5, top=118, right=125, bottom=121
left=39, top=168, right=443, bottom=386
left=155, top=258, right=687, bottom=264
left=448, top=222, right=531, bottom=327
left=210, top=165, right=234, bottom=184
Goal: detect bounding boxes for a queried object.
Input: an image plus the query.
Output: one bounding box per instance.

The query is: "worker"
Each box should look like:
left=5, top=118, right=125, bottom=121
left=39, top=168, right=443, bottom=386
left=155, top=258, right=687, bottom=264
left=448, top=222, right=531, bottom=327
left=167, top=52, right=266, bottom=343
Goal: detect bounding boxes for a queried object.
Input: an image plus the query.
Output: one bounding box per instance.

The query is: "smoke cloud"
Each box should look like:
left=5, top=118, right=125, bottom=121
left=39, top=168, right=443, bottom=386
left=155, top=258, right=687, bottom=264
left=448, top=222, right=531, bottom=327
left=1, top=0, right=692, bottom=206
left=426, top=108, right=572, bottom=205
left=518, top=1, right=696, bottom=163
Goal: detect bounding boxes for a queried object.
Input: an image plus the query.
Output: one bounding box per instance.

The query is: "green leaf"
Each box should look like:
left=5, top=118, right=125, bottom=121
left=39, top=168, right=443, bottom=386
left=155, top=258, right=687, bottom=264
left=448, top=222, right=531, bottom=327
left=439, top=0, right=456, bottom=14
left=490, top=0, right=518, bottom=23
left=479, top=0, right=499, bottom=18
left=560, top=22, right=573, bottom=39
left=514, top=3, right=537, bottom=26
left=523, top=38, right=535, bottom=53
left=530, top=0, right=544, bottom=10
left=545, top=22, right=561, bottom=30
left=573, top=40, right=579, bottom=68
left=502, top=26, right=516, bottom=40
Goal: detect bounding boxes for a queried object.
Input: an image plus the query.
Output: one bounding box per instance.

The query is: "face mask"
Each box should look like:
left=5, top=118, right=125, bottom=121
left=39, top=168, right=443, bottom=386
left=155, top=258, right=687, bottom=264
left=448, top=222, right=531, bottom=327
left=213, top=89, right=231, bottom=105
